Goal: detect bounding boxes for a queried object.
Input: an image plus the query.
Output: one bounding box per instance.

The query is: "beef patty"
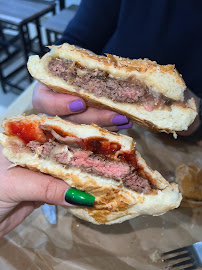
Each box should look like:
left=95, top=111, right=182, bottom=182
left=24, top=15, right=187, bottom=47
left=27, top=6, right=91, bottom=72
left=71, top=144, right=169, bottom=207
left=27, top=140, right=152, bottom=194
left=48, top=58, right=172, bottom=110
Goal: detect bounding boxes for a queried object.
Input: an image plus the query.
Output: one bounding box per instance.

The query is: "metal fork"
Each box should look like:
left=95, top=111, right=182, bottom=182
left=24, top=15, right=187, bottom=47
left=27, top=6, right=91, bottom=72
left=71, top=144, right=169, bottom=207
left=161, top=242, right=202, bottom=270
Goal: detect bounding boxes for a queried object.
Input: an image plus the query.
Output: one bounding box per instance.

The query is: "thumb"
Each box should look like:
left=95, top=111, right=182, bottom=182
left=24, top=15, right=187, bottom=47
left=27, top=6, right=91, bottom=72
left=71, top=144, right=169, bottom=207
left=6, top=166, right=94, bottom=207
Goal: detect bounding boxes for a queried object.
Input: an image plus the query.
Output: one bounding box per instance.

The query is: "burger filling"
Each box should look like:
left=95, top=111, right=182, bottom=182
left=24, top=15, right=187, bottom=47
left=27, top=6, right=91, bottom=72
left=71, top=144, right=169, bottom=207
left=27, top=139, right=152, bottom=194
left=48, top=58, right=182, bottom=111
left=6, top=120, right=154, bottom=194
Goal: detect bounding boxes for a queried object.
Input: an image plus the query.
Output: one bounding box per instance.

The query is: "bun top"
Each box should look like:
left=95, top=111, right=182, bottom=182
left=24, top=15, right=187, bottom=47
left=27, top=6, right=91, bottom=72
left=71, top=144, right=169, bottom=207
left=42, top=43, right=187, bottom=101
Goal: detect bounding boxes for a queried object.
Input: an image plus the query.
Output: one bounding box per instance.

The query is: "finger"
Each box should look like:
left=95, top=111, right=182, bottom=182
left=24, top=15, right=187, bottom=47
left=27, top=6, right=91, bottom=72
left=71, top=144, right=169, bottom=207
left=34, top=202, right=45, bottom=209
left=103, top=121, right=133, bottom=132
left=0, top=202, right=35, bottom=238
left=103, top=126, right=119, bottom=132
left=64, top=107, right=130, bottom=127
left=3, top=162, right=95, bottom=208
left=117, top=121, right=133, bottom=130
left=32, top=82, right=86, bottom=115
left=5, top=167, right=71, bottom=206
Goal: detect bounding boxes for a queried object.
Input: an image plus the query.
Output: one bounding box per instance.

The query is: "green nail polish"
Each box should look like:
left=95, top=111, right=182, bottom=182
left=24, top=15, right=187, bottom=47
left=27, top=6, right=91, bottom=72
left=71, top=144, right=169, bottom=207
left=65, top=188, right=95, bottom=207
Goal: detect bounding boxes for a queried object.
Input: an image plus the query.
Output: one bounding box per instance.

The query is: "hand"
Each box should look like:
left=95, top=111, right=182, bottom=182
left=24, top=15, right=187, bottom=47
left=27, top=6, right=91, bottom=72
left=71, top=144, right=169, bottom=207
left=32, top=82, right=132, bottom=131
left=0, top=146, right=72, bottom=238
left=177, top=89, right=202, bottom=146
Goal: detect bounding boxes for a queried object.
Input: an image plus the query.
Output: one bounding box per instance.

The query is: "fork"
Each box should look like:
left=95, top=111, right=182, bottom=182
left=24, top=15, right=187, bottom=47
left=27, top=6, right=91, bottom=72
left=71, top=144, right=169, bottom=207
left=161, top=242, right=202, bottom=270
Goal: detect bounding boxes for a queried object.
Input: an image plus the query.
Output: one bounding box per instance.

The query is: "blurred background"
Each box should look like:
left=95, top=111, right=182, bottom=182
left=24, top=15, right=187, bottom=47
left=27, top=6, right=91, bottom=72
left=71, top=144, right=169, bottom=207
left=0, top=0, right=81, bottom=115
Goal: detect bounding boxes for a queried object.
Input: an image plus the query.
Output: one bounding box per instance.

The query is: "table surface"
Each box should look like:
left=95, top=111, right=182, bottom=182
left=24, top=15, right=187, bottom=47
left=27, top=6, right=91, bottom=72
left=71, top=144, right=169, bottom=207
left=0, top=0, right=55, bottom=25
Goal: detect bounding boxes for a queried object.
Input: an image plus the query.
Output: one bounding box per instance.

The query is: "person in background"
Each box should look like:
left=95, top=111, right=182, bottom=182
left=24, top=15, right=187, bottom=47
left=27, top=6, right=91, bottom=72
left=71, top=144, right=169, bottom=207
left=33, top=0, right=202, bottom=142
left=0, top=0, right=201, bottom=238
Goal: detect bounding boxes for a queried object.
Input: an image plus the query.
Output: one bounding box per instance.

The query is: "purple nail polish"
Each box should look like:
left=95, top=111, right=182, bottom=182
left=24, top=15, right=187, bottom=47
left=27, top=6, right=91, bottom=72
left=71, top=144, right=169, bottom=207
left=112, top=115, right=129, bottom=125
left=69, top=100, right=85, bottom=112
left=117, top=121, right=133, bottom=130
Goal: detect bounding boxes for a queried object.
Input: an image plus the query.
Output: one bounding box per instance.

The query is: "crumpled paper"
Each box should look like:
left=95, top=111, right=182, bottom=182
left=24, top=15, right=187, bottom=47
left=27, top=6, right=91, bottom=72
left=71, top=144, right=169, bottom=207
left=0, top=124, right=201, bottom=270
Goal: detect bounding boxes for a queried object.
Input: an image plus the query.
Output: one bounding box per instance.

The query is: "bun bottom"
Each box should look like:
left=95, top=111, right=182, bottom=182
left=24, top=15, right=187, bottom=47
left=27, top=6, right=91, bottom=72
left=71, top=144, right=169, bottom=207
left=50, top=84, right=197, bottom=134
left=0, top=133, right=182, bottom=225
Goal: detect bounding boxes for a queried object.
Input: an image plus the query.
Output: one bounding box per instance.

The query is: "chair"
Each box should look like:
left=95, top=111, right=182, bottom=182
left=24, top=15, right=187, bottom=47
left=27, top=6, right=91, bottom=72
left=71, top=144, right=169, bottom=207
left=0, top=0, right=56, bottom=93
left=41, top=4, right=78, bottom=45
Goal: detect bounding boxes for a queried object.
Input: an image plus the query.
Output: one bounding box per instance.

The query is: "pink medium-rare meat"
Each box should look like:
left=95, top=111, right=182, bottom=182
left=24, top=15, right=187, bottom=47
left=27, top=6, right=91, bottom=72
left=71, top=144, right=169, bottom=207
left=69, top=149, right=130, bottom=180
left=27, top=140, right=130, bottom=181
left=27, top=140, right=152, bottom=194
left=48, top=58, right=172, bottom=109
left=53, top=148, right=130, bottom=180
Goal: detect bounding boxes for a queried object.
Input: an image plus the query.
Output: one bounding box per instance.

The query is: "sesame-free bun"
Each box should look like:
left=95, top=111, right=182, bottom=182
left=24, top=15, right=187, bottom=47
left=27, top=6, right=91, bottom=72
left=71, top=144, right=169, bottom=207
left=27, top=43, right=197, bottom=133
left=0, top=114, right=182, bottom=224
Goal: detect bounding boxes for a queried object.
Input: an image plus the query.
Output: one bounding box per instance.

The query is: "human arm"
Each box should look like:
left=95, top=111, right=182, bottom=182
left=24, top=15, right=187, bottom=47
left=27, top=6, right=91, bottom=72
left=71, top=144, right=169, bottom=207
left=0, top=146, right=95, bottom=238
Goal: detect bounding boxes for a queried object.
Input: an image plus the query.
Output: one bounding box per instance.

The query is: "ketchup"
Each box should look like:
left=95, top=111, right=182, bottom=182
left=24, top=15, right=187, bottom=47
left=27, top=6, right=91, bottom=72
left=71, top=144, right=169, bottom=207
left=81, top=137, right=121, bottom=156
left=80, top=137, right=138, bottom=169
left=118, top=151, right=138, bottom=169
left=7, top=121, right=48, bottom=143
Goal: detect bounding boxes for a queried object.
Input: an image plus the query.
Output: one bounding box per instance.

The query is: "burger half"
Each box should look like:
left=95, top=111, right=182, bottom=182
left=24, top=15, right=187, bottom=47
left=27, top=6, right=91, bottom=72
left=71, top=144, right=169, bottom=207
left=27, top=43, right=197, bottom=134
left=0, top=114, right=182, bottom=224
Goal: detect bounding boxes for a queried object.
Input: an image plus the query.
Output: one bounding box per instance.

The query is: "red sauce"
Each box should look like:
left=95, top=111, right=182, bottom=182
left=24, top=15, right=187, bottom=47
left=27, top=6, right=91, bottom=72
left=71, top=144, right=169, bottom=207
left=80, top=137, right=138, bottom=168
left=7, top=121, right=48, bottom=143
left=81, top=137, right=121, bottom=156
left=118, top=151, right=138, bottom=169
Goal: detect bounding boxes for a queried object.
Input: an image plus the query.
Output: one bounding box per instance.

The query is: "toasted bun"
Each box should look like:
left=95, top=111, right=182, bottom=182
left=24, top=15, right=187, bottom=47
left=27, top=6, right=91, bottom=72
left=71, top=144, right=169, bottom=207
left=0, top=115, right=182, bottom=224
left=176, top=164, right=202, bottom=207
left=27, top=44, right=197, bottom=133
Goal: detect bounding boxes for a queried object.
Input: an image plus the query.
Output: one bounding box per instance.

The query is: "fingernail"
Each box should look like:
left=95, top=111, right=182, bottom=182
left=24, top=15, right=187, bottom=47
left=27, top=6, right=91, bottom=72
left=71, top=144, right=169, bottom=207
left=65, top=188, right=95, bottom=207
left=69, top=100, right=85, bottom=112
left=112, top=114, right=129, bottom=125
left=117, top=121, right=133, bottom=130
